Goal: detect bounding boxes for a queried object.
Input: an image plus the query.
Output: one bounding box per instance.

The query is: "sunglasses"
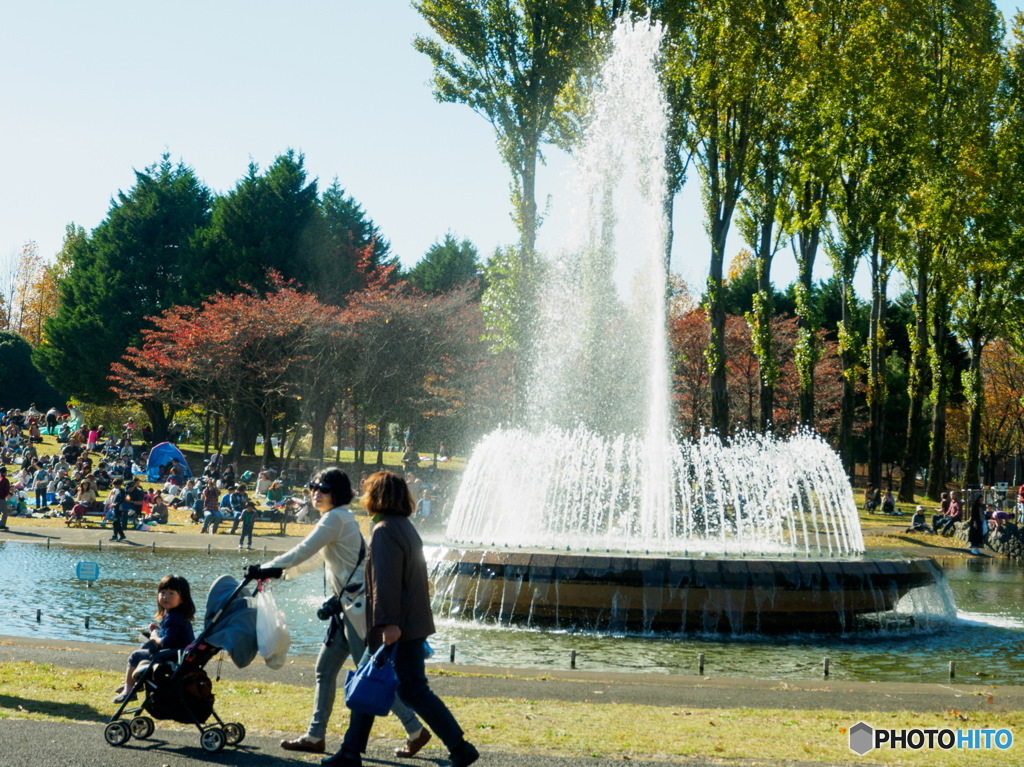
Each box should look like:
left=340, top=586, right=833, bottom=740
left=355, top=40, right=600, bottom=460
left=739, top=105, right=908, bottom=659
left=308, top=481, right=331, bottom=493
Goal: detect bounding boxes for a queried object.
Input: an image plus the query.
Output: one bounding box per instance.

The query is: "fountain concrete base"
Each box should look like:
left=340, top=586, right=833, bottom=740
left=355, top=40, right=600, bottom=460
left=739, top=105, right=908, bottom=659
left=430, top=548, right=940, bottom=635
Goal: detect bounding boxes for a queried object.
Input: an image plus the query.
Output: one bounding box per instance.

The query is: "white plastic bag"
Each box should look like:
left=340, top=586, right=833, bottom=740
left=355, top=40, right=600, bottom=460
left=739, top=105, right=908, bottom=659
left=255, top=585, right=290, bottom=669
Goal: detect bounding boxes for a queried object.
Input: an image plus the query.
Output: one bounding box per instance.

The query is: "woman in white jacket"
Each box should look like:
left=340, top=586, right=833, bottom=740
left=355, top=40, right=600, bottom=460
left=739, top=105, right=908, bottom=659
left=249, top=468, right=430, bottom=758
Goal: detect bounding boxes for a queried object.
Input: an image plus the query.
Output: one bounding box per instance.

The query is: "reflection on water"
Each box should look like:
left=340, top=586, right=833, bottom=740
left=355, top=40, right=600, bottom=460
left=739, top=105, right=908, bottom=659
left=1, top=541, right=1022, bottom=685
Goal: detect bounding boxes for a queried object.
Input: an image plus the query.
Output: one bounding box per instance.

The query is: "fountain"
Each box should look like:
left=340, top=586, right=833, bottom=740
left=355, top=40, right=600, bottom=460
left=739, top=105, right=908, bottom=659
left=429, top=17, right=942, bottom=634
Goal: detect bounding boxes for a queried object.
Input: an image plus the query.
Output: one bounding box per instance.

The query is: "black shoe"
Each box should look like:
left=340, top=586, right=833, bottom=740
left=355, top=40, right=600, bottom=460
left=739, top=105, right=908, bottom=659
left=321, top=751, right=361, bottom=767
left=449, top=741, right=479, bottom=767
left=108, top=536, right=118, bottom=541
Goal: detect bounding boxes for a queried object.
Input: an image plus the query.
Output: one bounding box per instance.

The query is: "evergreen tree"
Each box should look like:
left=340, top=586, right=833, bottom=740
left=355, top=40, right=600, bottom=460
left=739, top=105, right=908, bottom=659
left=199, top=150, right=319, bottom=293
left=406, top=233, right=481, bottom=294
left=0, top=330, right=62, bottom=409
left=35, top=155, right=213, bottom=433
left=304, top=181, right=394, bottom=305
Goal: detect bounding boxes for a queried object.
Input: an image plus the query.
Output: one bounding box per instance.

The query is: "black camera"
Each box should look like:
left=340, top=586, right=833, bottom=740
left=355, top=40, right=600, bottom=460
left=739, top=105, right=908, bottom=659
left=317, top=594, right=343, bottom=621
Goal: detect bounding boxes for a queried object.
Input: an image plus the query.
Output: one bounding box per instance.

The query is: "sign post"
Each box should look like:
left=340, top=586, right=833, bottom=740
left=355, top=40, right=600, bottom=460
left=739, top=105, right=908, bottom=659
left=76, top=561, right=100, bottom=588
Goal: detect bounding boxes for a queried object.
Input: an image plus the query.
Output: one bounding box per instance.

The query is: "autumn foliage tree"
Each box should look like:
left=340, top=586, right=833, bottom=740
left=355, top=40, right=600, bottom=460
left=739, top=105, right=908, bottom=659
left=669, top=303, right=843, bottom=441
left=111, top=278, right=334, bottom=461
left=111, top=262, right=489, bottom=466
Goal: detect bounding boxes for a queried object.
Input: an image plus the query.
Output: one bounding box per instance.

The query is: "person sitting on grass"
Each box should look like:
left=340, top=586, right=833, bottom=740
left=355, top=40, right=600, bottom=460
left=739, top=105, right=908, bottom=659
left=905, top=505, right=932, bottom=533
left=934, top=490, right=963, bottom=536
left=881, top=488, right=896, bottom=515
left=145, top=493, right=169, bottom=525
left=863, top=486, right=878, bottom=511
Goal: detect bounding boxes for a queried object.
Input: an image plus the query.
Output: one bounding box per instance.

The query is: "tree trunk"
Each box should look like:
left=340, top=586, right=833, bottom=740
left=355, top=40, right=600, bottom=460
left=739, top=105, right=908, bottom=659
left=375, top=417, right=387, bottom=469
left=926, top=286, right=948, bottom=500
left=202, top=410, right=211, bottom=458
left=838, top=281, right=856, bottom=476
left=708, top=215, right=729, bottom=438
left=139, top=399, right=172, bottom=444
left=898, top=263, right=929, bottom=503
left=867, top=237, right=888, bottom=493
left=261, top=410, right=276, bottom=464
left=309, top=402, right=331, bottom=461
left=795, top=267, right=816, bottom=427
left=227, top=406, right=260, bottom=460
left=793, top=181, right=823, bottom=428
left=963, top=329, right=985, bottom=487
left=753, top=167, right=777, bottom=434
left=335, top=409, right=344, bottom=464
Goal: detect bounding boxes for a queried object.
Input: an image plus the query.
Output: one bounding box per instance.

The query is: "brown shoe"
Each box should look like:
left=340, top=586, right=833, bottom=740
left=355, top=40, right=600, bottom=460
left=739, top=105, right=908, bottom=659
left=280, top=735, right=326, bottom=753
left=395, top=728, right=432, bottom=758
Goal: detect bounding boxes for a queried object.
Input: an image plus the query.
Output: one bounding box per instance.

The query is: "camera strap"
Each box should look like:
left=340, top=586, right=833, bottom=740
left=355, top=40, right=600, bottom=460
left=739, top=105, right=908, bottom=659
left=325, top=536, right=366, bottom=647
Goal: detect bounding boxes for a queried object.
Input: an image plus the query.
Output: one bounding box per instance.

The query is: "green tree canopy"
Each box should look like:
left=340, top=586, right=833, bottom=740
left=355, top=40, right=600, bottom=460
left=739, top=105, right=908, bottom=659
left=199, top=150, right=319, bottom=294
left=406, top=233, right=481, bottom=294
left=0, top=331, right=62, bottom=409
left=35, top=155, right=213, bottom=408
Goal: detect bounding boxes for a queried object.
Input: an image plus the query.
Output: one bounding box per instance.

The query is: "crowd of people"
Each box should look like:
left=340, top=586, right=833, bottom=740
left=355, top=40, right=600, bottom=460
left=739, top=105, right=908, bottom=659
left=1, top=405, right=455, bottom=548
left=0, top=405, right=149, bottom=530
left=865, top=478, right=1023, bottom=556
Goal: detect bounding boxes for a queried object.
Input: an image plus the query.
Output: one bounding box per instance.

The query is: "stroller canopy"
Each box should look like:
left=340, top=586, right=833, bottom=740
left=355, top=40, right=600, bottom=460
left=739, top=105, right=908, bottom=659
left=204, top=575, right=258, bottom=668
left=146, top=442, right=193, bottom=482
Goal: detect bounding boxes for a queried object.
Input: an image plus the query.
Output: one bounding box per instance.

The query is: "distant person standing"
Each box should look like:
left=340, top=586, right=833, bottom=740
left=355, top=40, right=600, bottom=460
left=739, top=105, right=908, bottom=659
left=45, top=408, right=59, bottom=435
left=0, top=466, right=10, bottom=530
left=967, top=493, right=987, bottom=556
left=237, top=500, right=257, bottom=550
left=108, top=478, right=129, bottom=542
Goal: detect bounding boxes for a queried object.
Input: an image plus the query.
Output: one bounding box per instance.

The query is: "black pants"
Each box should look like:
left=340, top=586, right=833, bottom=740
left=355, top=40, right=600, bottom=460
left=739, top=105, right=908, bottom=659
left=111, top=508, right=128, bottom=539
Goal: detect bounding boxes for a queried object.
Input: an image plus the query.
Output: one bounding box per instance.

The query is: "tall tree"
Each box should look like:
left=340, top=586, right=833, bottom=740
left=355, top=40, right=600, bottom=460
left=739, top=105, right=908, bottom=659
left=414, top=0, right=607, bottom=261
left=35, top=155, right=213, bottom=437
left=0, top=330, right=62, bottom=408
left=662, top=0, right=787, bottom=437
left=896, top=0, right=1003, bottom=501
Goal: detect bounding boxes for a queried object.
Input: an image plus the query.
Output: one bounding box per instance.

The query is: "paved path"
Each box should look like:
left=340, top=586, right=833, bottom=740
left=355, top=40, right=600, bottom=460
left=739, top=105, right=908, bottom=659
left=1, top=718, right=819, bottom=767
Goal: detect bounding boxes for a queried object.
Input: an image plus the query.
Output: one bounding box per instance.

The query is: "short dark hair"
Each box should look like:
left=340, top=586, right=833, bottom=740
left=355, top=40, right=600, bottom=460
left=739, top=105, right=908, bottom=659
left=318, top=467, right=354, bottom=507
left=361, top=471, right=414, bottom=517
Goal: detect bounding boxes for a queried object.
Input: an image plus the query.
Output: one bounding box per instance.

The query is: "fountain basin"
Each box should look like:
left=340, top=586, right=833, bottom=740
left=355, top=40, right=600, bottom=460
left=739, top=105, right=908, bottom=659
left=430, top=548, right=940, bottom=635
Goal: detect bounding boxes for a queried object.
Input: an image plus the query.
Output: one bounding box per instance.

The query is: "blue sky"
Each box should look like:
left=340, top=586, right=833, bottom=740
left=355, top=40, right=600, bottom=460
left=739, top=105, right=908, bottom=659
left=2, top=1, right=1020, bottom=295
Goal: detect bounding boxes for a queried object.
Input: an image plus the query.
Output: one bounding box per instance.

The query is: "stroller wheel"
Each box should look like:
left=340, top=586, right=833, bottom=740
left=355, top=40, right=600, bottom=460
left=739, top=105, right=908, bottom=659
left=223, top=722, right=246, bottom=745
left=200, top=727, right=226, bottom=753
left=129, top=716, right=155, bottom=740
left=103, top=721, right=131, bottom=747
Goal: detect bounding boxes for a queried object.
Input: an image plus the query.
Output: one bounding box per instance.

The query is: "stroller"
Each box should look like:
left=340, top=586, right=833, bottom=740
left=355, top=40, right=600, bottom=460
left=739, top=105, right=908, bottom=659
left=103, top=573, right=260, bottom=753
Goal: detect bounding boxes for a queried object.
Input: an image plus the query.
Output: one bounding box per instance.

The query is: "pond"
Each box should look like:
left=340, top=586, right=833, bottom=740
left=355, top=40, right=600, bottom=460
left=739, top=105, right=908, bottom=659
left=1, top=540, right=1022, bottom=685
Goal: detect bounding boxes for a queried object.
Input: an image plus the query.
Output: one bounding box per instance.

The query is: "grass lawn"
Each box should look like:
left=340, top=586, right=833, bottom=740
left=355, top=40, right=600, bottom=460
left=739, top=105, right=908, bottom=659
left=0, top=661, right=1018, bottom=765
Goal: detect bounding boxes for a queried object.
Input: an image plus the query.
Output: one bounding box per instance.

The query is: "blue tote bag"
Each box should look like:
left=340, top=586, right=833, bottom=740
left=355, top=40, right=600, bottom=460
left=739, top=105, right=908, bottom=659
left=344, top=644, right=399, bottom=716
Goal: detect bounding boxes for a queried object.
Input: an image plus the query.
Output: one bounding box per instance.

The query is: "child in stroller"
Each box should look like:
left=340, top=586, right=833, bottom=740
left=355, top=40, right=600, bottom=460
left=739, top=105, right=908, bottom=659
left=105, top=570, right=261, bottom=753
left=113, top=574, right=196, bottom=704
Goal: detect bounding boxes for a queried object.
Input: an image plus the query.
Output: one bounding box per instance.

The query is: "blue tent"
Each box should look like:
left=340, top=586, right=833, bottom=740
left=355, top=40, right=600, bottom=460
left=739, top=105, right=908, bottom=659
left=146, top=441, right=192, bottom=482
